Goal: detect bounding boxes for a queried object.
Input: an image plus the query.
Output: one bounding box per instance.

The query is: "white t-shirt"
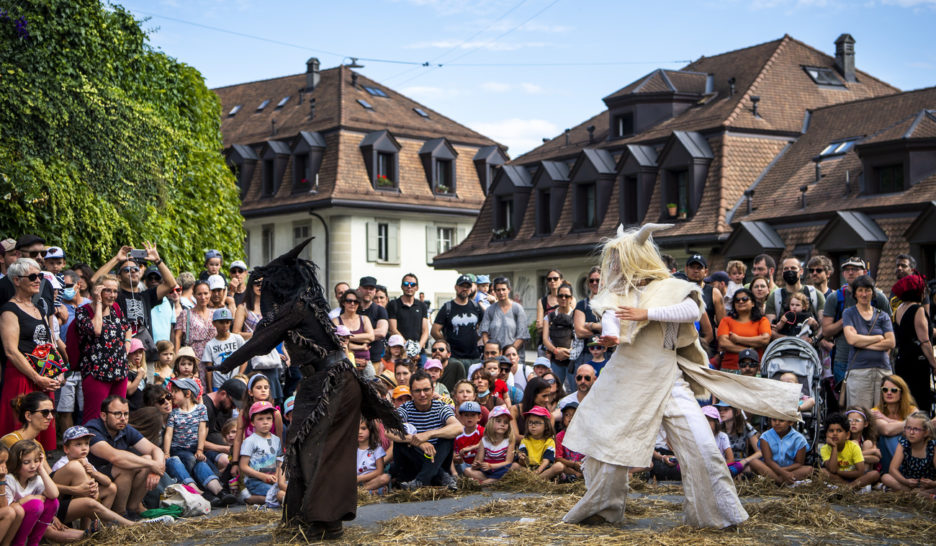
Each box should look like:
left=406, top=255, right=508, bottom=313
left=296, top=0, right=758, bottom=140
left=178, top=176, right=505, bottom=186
left=558, top=392, right=584, bottom=410
left=51, top=456, right=70, bottom=472
left=202, top=334, right=246, bottom=387
left=328, top=307, right=340, bottom=320
left=715, top=431, right=731, bottom=459
left=4, top=474, right=44, bottom=503
left=240, top=433, right=281, bottom=474
left=356, top=446, right=387, bottom=475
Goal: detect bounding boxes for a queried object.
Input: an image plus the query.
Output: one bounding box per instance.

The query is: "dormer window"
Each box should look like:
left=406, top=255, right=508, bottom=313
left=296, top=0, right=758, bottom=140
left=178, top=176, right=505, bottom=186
left=656, top=132, right=713, bottom=221
left=496, top=197, right=514, bottom=235
left=664, top=170, right=689, bottom=219
left=621, top=175, right=639, bottom=224
left=291, top=131, right=326, bottom=194
left=228, top=105, right=242, bottom=117
left=614, top=113, right=634, bottom=137
left=872, top=164, right=905, bottom=194
left=259, top=140, right=290, bottom=198
left=474, top=146, right=507, bottom=195
left=225, top=144, right=258, bottom=199
left=364, top=86, right=388, bottom=98
left=617, top=144, right=658, bottom=227
left=377, top=153, right=394, bottom=187
left=488, top=165, right=532, bottom=241
left=803, top=66, right=845, bottom=87
left=419, top=138, right=458, bottom=195
left=360, top=130, right=401, bottom=191
left=256, top=99, right=270, bottom=112
left=536, top=189, right=551, bottom=234
left=577, top=183, right=598, bottom=228
left=569, top=149, right=615, bottom=231
left=435, top=160, right=453, bottom=194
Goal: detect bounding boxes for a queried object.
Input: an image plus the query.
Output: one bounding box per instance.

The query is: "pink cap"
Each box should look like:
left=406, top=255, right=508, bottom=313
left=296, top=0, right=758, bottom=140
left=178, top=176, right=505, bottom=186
left=524, top=405, right=552, bottom=420
left=423, top=359, right=443, bottom=371
left=387, top=334, right=406, bottom=347
left=488, top=406, right=511, bottom=421
left=249, top=401, right=275, bottom=418
left=701, top=405, right=721, bottom=422
left=127, top=338, right=145, bottom=354
left=334, top=325, right=352, bottom=337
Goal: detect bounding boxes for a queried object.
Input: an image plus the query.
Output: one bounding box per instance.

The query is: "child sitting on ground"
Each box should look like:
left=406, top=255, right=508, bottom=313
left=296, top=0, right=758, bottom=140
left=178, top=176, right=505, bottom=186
left=819, top=413, right=879, bottom=490
left=153, top=340, right=175, bottom=388
left=777, top=372, right=815, bottom=412
left=356, top=418, right=389, bottom=494
left=715, top=402, right=761, bottom=475
left=880, top=411, right=936, bottom=495
left=239, top=401, right=282, bottom=505
left=749, top=417, right=813, bottom=485
left=845, top=406, right=881, bottom=470
left=0, top=444, right=18, bottom=544
left=5, top=440, right=59, bottom=545
left=513, top=406, right=565, bottom=481
left=453, top=402, right=484, bottom=476
left=464, top=406, right=514, bottom=485
left=701, top=406, right=740, bottom=476
left=555, top=402, right=585, bottom=481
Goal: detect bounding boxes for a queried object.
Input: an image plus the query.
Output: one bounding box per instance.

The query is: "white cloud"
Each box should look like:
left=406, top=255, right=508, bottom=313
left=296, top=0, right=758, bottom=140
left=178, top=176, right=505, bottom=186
left=404, top=40, right=547, bottom=51
left=479, top=82, right=544, bottom=94
left=469, top=118, right=559, bottom=155
left=399, top=86, right=462, bottom=99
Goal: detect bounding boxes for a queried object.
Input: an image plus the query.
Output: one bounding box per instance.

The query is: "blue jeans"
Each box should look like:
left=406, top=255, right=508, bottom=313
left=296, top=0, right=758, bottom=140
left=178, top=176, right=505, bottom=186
left=550, top=361, right=571, bottom=392
left=167, top=448, right=219, bottom=488
left=833, top=360, right=848, bottom=385
left=245, top=476, right=273, bottom=496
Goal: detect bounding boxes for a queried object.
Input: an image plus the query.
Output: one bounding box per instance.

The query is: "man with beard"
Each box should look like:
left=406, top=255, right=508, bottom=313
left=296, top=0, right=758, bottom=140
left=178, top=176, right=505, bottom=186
left=432, top=275, right=483, bottom=364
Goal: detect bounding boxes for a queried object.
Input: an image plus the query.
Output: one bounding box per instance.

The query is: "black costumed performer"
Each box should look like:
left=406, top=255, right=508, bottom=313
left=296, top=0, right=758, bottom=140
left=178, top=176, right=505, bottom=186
left=561, top=224, right=803, bottom=528
left=210, top=239, right=403, bottom=539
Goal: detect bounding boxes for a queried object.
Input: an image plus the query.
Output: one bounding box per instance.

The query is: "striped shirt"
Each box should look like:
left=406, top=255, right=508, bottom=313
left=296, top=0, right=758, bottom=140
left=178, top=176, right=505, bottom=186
left=482, top=437, right=510, bottom=464
left=397, top=400, right=455, bottom=445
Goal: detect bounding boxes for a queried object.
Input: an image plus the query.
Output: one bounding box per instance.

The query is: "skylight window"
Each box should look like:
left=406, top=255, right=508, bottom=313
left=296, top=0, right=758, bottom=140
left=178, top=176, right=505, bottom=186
left=413, top=107, right=430, bottom=119
left=256, top=99, right=271, bottom=111
left=803, top=66, right=845, bottom=87
left=275, top=96, right=290, bottom=109
left=228, top=105, right=242, bottom=117
left=357, top=99, right=374, bottom=110
left=364, top=86, right=388, bottom=98
left=819, top=139, right=858, bottom=158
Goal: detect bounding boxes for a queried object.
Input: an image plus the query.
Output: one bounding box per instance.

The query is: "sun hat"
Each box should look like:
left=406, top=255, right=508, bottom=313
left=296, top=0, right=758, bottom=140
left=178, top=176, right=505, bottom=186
left=172, top=346, right=198, bottom=368
left=476, top=275, right=490, bottom=284
left=524, top=405, right=553, bottom=420
left=283, top=396, right=295, bottom=416
left=423, top=359, right=443, bottom=371
left=701, top=405, right=721, bottom=422
left=488, top=406, right=511, bottom=420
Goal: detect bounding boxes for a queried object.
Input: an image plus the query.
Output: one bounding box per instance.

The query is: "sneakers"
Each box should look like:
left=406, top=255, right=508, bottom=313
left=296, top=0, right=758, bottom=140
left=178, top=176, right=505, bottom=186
left=203, top=491, right=224, bottom=508
left=220, top=492, right=239, bottom=507
left=141, top=515, right=175, bottom=525
left=437, top=472, right=458, bottom=492
left=792, top=479, right=812, bottom=488
left=399, top=479, right=425, bottom=491
left=858, top=485, right=872, bottom=494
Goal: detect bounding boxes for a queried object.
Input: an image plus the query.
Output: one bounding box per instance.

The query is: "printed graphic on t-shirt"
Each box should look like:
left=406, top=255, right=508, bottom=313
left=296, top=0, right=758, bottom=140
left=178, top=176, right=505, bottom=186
left=450, top=313, right=479, bottom=335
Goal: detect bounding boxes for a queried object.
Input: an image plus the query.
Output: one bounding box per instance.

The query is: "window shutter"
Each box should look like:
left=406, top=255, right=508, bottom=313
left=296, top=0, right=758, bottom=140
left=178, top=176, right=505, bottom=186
left=426, top=224, right=438, bottom=264
left=387, top=221, right=400, bottom=264
left=457, top=226, right=469, bottom=245
left=366, top=221, right=378, bottom=262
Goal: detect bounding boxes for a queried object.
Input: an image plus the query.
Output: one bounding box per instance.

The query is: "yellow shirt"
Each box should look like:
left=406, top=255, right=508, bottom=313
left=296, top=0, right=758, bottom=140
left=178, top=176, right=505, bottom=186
left=820, top=440, right=864, bottom=472
left=519, top=437, right=556, bottom=467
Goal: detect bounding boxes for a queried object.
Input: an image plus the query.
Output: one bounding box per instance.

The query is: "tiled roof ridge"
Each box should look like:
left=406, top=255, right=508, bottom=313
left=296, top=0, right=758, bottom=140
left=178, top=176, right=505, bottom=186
left=723, top=35, right=789, bottom=126
left=337, top=65, right=346, bottom=131
left=211, top=66, right=340, bottom=91
left=782, top=35, right=901, bottom=94
left=684, top=35, right=786, bottom=70
left=858, top=109, right=932, bottom=144
left=715, top=130, right=732, bottom=233
left=809, top=84, right=936, bottom=115
left=658, top=70, right=678, bottom=93
left=633, top=69, right=666, bottom=93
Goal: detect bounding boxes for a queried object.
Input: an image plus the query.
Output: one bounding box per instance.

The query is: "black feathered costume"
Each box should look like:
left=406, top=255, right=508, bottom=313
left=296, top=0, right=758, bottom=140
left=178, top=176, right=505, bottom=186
left=211, top=239, right=403, bottom=536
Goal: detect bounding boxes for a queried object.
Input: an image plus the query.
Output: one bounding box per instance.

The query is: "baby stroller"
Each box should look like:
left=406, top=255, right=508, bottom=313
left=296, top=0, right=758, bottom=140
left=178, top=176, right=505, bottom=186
left=760, top=336, right=825, bottom=460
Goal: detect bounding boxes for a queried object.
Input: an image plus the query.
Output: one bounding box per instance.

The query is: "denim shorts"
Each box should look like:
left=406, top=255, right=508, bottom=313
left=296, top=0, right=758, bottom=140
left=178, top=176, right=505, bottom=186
left=245, top=476, right=273, bottom=496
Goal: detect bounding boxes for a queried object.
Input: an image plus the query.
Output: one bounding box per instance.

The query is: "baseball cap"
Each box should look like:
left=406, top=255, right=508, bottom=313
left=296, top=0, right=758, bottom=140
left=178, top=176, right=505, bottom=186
left=489, top=405, right=511, bottom=420
left=15, top=234, right=44, bottom=250
left=284, top=396, right=295, bottom=416
left=524, top=405, right=552, bottom=420
left=713, top=400, right=733, bottom=408
left=701, top=405, right=721, bottom=422
left=62, top=426, right=94, bottom=443
left=359, top=276, right=377, bottom=287
left=476, top=275, right=490, bottom=284
left=144, top=266, right=162, bottom=280
left=387, top=334, right=406, bottom=347
left=562, top=401, right=579, bottom=411
left=127, top=338, right=145, bottom=354
left=455, top=274, right=473, bottom=286
left=44, top=246, right=65, bottom=260
left=841, top=256, right=866, bottom=269
left=207, top=274, right=226, bottom=290
left=587, top=336, right=602, bottom=347
left=249, top=400, right=276, bottom=418
left=204, top=249, right=222, bottom=261
left=705, top=271, right=730, bottom=284
left=459, top=401, right=482, bottom=414
left=219, top=378, right=247, bottom=406
left=424, top=359, right=443, bottom=371
left=0, top=239, right=15, bottom=253
left=229, top=260, right=248, bottom=272
left=170, top=377, right=201, bottom=399
left=738, top=348, right=759, bottom=363
left=212, top=308, right=234, bottom=322
left=334, top=325, right=352, bottom=337
left=392, top=386, right=412, bottom=399
left=686, top=254, right=707, bottom=268
left=533, top=356, right=551, bottom=368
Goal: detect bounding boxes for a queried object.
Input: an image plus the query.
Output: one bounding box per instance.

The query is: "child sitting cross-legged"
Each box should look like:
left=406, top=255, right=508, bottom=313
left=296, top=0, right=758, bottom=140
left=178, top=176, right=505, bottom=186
left=555, top=402, right=585, bottom=481
left=819, top=413, right=879, bottom=490
left=453, top=402, right=483, bottom=476
left=239, top=401, right=282, bottom=505
left=164, top=378, right=238, bottom=508
left=357, top=418, right=389, bottom=494
left=880, top=411, right=936, bottom=495
left=701, top=406, right=742, bottom=477
left=748, top=417, right=813, bottom=486
left=513, top=406, right=565, bottom=481
left=464, top=406, right=513, bottom=485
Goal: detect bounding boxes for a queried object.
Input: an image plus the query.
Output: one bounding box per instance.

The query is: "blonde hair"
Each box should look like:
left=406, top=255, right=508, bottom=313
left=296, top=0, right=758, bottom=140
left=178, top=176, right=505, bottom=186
left=94, top=273, right=119, bottom=289
left=596, top=228, right=670, bottom=300
left=788, top=291, right=811, bottom=312
left=881, top=375, right=917, bottom=420
left=906, top=411, right=935, bottom=440
left=726, top=260, right=747, bottom=276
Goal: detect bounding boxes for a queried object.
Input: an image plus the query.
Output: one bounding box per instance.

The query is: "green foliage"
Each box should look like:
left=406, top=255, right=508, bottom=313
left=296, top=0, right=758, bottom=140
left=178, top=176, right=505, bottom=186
left=0, top=0, right=243, bottom=271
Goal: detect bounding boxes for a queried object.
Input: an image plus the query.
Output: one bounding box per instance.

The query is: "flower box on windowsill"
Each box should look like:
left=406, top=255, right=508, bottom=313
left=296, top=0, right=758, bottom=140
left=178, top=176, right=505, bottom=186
left=376, top=175, right=395, bottom=188
left=491, top=227, right=513, bottom=241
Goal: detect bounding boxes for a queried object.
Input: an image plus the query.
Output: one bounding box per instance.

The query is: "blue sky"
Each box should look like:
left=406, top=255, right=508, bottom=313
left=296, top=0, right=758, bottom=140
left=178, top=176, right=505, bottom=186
left=117, top=0, right=936, bottom=155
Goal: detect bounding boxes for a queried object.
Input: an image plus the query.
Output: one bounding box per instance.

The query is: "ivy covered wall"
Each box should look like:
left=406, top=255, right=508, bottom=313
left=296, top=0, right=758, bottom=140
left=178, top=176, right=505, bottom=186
left=0, top=0, right=243, bottom=272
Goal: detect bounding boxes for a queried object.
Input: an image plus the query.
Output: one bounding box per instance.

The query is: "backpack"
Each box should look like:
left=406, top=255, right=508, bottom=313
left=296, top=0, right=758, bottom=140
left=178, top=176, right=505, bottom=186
left=773, top=285, right=819, bottom=318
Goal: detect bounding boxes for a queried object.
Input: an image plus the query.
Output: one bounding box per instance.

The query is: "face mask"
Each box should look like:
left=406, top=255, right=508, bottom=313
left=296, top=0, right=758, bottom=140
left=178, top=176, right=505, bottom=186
left=782, top=270, right=799, bottom=285
left=478, top=389, right=490, bottom=398
left=62, top=288, right=76, bottom=300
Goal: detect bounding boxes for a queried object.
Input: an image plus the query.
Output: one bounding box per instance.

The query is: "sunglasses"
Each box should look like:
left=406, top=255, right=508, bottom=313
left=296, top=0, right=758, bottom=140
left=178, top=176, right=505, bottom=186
left=734, top=297, right=751, bottom=303
left=557, top=294, right=572, bottom=299
left=160, top=394, right=173, bottom=403
left=881, top=387, right=901, bottom=394
left=588, top=279, right=600, bottom=284
left=576, top=375, right=594, bottom=381
left=30, top=409, right=54, bottom=418
left=26, top=250, right=47, bottom=258
left=589, top=345, right=604, bottom=350
left=230, top=267, right=246, bottom=273
left=121, top=266, right=140, bottom=273
left=740, top=361, right=759, bottom=368
left=431, top=347, right=446, bottom=353
left=402, top=281, right=417, bottom=288
left=173, top=286, right=182, bottom=293
left=16, top=273, right=42, bottom=282
left=344, top=299, right=359, bottom=304
left=546, top=276, right=561, bottom=282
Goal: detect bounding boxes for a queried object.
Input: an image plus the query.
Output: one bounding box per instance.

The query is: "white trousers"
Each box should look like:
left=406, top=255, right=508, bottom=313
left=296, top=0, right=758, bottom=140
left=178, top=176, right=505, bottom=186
left=563, top=378, right=749, bottom=528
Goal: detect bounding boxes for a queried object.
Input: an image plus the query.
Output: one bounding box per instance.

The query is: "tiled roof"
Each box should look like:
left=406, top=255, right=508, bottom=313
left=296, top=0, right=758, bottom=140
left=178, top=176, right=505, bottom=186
left=738, top=86, right=936, bottom=223
left=604, top=69, right=709, bottom=100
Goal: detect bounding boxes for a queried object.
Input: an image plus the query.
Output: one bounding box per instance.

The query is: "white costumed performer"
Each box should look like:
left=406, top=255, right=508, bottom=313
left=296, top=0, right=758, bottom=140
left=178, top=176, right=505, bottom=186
left=562, top=224, right=803, bottom=528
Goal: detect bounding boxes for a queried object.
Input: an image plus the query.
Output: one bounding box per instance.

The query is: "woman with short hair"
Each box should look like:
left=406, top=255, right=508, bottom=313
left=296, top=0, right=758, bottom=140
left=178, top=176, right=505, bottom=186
left=842, top=275, right=896, bottom=410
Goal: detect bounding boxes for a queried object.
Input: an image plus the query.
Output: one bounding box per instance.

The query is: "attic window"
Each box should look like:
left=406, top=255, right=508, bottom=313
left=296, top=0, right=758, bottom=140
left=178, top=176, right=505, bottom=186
left=228, top=105, right=242, bottom=117
left=357, top=99, right=374, bottom=110
left=364, top=86, right=388, bottom=98
left=615, top=113, right=634, bottom=137
left=803, top=66, right=845, bottom=87
left=819, top=139, right=857, bottom=158
left=275, top=96, right=290, bottom=109
left=256, top=99, right=271, bottom=112
left=413, top=108, right=430, bottom=119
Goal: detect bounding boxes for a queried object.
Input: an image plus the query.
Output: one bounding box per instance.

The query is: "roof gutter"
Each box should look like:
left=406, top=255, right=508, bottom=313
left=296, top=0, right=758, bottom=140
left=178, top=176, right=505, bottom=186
left=241, top=198, right=482, bottom=219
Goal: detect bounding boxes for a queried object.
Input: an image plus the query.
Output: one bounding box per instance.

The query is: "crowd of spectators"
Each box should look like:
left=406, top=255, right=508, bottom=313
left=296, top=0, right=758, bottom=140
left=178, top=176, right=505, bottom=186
left=0, top=232, right=933, bottom=541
